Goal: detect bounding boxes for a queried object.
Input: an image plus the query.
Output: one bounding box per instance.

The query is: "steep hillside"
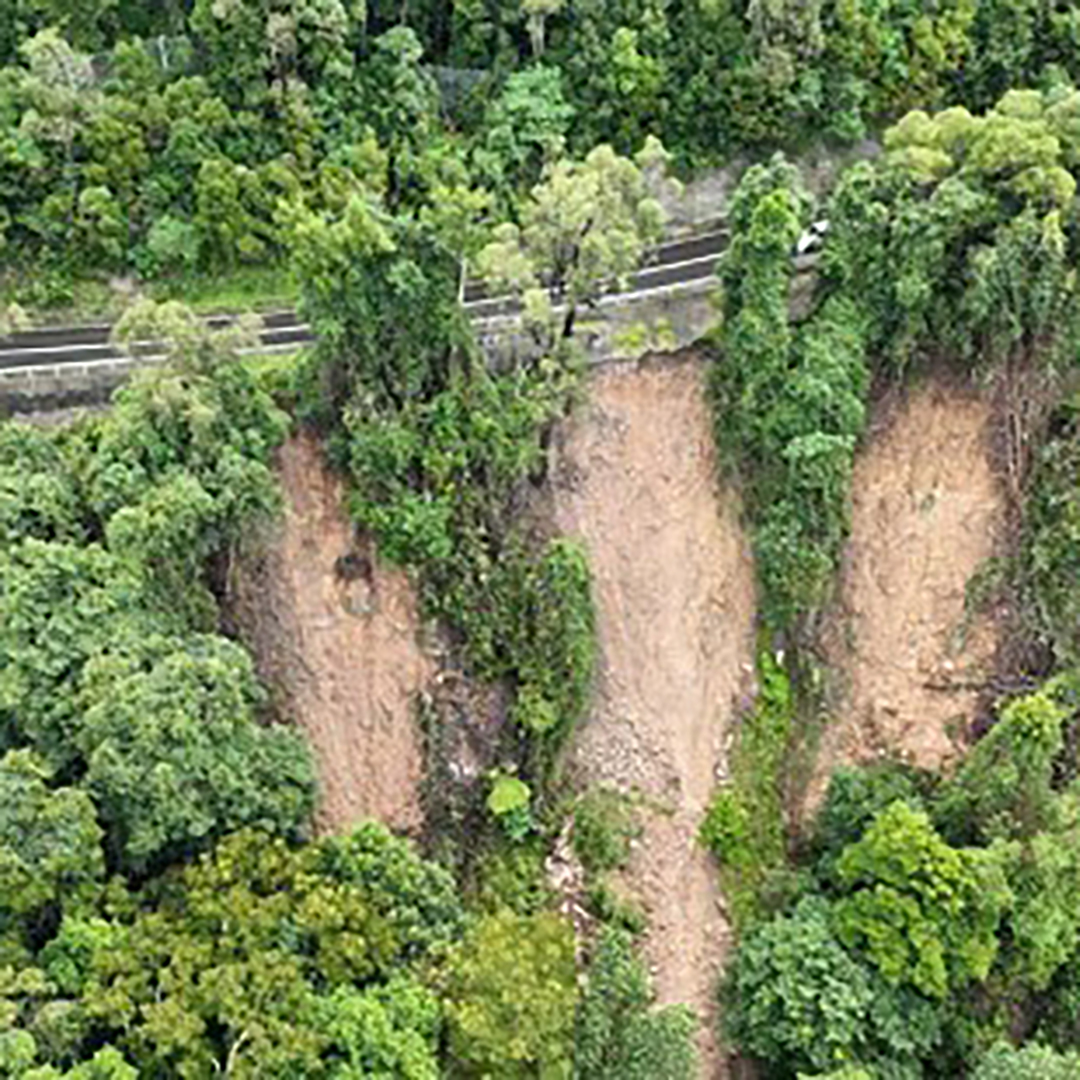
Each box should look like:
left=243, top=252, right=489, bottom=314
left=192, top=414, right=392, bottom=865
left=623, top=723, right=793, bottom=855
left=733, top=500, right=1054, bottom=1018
left=229, top=432, right=429, bottom=835
left=551, top=354, right=756, bottom=1076
left=812, top=379, right=1005, bottom=802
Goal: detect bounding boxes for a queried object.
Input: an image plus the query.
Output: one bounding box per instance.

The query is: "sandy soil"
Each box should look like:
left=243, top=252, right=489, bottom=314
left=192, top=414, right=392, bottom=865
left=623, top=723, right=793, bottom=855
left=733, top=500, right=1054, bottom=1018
left=812, top=380, right=1004, bottom=805
left=229, top=432, right=429, bottom=835
left=551, top=354, right=756, bottom=1077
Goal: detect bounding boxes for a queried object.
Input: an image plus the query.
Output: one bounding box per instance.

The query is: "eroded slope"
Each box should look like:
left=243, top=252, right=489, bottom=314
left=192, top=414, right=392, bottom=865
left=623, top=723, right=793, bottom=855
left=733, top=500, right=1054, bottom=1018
left=551, top=354, right=755, bottom=1076
left=229, top=432, right=429, bottom=835
left=814, top=379, right=1004, bottom=795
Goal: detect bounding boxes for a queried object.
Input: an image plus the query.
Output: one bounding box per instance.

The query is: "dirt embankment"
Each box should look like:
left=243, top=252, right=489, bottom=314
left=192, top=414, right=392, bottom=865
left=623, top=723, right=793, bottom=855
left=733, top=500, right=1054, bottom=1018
left=551, top=355, right=756, bottom=1077
left=229, top=432, right=429, bottom=835
left=812, top=379, right=1005, bottom=803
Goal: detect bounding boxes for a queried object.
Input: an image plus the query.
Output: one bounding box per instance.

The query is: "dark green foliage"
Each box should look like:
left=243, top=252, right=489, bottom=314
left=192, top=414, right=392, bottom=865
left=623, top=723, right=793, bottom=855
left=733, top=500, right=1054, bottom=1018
left=0, top=317, right=315, bottom=882
left=292, top=201, right=472, bottom=422
left=296, top=190, right=596, bottom=763
left=822, top=91, right=1080, bottom=377
left=90, top=302, right=289, bottom=622
left=575, top=927, right=697, bottom=1080
left=77, top=634, right=315, bottom=874
left=572, top=789, right=639, bottom=876
left=1020, top=395, right=1080, bottom=669
left=722, top=896, right=943, bottom=1077
left=938, top=680, right=1070, bottom=842
left=0, top=752, right=103, bottom=939
left=831, top=801, right=1010, bottom=999
left=810, top=762, right=934, bottom=879
left=0, top=539, right=165, bottom=770
left=0, top=426, right=85, bottom=549
left=711, top=158, right=868, bottom=627
left=726, top=675, right=1080, bottom=1076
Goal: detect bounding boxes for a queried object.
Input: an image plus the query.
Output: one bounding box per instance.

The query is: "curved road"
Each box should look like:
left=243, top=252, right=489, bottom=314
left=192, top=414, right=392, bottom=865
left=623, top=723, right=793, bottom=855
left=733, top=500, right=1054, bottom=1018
left=0, top=229, right=729, bottom=374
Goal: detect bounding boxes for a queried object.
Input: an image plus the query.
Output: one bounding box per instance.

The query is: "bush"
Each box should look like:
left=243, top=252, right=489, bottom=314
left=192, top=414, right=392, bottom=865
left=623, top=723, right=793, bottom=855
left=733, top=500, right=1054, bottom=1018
left=572, top=789, right=639, bottom=876
left=575, top=928, right=697, bottom=1079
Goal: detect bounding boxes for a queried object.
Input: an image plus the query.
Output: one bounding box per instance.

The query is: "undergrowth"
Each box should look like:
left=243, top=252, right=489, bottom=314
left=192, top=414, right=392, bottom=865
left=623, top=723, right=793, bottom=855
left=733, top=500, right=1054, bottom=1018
left=700, top=646, right=796, bottom=930
left=294, top=200, right=596, bottom=793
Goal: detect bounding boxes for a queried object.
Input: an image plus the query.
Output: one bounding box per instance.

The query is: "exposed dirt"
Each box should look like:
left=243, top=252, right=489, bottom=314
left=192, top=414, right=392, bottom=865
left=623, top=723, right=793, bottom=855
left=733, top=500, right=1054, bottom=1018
left=551, top=354, right=756, bottom=1077
left=811, top=379, right=1005, bottom=807
left=229, top=432, right=429, bottom=836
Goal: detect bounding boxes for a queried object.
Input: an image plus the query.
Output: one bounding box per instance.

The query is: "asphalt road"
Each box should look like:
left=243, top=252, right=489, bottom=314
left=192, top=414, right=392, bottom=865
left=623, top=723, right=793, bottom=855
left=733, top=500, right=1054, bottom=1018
left=0, top=228, right=729, bottom=373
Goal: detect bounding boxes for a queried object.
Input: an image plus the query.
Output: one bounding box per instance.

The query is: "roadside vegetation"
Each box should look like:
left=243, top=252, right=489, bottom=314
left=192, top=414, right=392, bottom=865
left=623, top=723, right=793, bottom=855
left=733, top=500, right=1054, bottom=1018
left=6, top=1, right=1080, bottom=1077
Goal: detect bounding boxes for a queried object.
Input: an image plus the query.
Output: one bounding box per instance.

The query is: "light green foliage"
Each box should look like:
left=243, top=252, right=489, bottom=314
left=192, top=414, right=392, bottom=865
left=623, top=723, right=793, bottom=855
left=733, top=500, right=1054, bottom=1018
left=575, top=927, right=697, bottom=1079
left=972, top=1041, right=1080, bottom=1079
left=478, top=139, right=669, bottom=351
left=833, top=801, right=1010, bottom=998
left=0, top=752, right=103, bottom=926
left=309, top=979, right=442, bottom=1080
left=722, top=896, right=942, bottom=1077
left=51, top=826, right=461, bottom=1076
left=475, top=66, right=574, bottom=199
left=486, top=775, right=533, bottom=841
left=0, top=539, right=164, bottom=769
left=941, top=683, right=1069, bottom=841
left=825, top=89, right=1080, bottom=375
left=998, top=819, right=1080, bottom=992
left=77, top=634, right=315, bottom=873
left=811, top=762, right=934, bottom=879
left=26, top=1045, right=139, bottom=1079
left=97, top=300, right=288, bottom=619
left=443, top=910, right=577, bottom=1078
left=700, top=647, right=793, bottom=927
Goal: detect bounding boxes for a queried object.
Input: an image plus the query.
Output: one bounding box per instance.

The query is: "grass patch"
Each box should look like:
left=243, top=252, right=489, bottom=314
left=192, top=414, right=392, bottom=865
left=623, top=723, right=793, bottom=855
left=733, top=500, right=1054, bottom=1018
left=0, top=264, right=299, bottom=328
left=150, top=264, right=298, bottom=314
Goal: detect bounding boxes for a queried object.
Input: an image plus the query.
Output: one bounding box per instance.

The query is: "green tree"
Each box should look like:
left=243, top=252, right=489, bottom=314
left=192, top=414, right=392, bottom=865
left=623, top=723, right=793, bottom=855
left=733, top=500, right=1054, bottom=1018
left=0, top=424, right=84, bottom=549
left=723, top=896, right=942, bottom=1076
left=443, top=910, right=577, bottom=1078
left=475, top=66, right=574, bottom=198
left=972, top=1041, right=1080, bottom=1079
left=477, top=138, right=669, bottom=350
left=939, top=684, right=1069, bottom=842
left=50, top=826, right=461, bottom=1075
left=0, top=539, right=164, bottom=769
left=97, top=300, right=288, bottom=620
left=77, top=633, right=315, bottom=874
left=0, top=751, right=103, bottom=934
left=833, top=801, right=1010, bottom=999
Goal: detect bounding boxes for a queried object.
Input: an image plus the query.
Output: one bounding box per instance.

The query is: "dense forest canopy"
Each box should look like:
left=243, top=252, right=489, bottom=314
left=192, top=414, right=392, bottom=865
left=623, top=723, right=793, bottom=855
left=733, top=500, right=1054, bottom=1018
left=4, top=0, right=1080, bottom=304
left=4, top=0, right=1080, bottom=1077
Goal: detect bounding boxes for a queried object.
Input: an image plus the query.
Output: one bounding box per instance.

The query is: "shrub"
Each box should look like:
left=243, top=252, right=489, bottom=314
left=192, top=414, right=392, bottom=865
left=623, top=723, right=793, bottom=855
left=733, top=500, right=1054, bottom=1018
left=575, top=928, right=697, bottom=1079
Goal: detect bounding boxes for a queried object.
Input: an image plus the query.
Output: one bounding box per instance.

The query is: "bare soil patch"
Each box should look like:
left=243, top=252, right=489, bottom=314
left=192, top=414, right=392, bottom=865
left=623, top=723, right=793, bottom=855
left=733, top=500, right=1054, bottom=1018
left=811, top=378, right=1005, bottom=807
left=551, top=354, right=756, bottom=1077
left=229, top=432, right=429, bottom=836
